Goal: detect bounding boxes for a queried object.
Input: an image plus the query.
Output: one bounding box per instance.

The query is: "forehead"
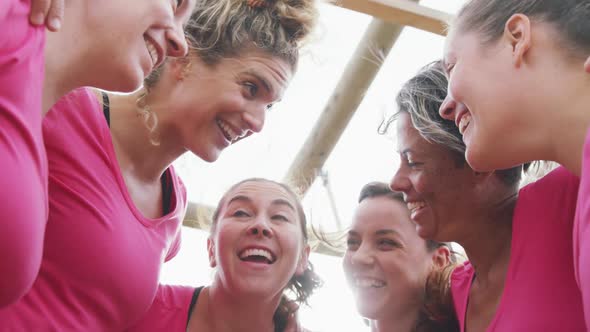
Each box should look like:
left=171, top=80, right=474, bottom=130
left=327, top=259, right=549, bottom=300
left=395, top=113, right=426, bottom=151
left=444, top=27, right=481, bottom=63
left=223, top=181, right=297, bottom=208
left=351, top=197, right=415, bottom=236
left=230, top=49, right=292, bottom=83
left=443, top=26, right=459, bottom=56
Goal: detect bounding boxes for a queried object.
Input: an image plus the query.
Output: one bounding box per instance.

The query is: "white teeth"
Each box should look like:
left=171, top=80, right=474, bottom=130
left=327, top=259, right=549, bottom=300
left=145, top=39, right=158, bottom=67
left=407, top=201, right=425, bottom=212
left=239, top=248, right=274, bottom=262
left=216, top=119, right=240, bottom=143
left=458, top=114, right=471, bottom=135
left=355, top=278, right=385, bottom=288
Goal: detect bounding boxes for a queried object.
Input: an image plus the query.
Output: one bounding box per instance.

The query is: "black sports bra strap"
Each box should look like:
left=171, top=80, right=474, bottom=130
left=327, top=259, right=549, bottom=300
left=101, top=92, right=110, bottom=127
left=186, top=286, right=204, bottom=330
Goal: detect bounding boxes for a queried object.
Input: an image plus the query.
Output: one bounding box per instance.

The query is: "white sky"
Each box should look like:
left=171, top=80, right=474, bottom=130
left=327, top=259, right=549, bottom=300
left=163, top=1, right=466, bottom=331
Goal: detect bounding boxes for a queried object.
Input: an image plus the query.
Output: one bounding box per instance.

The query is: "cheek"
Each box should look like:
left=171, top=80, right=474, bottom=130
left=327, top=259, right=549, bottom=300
left=410, top=172, right=430, bottom=194
left=448, top=68, right=470, bottom=102
left=213, top=226, right=238, bottom=259
left=342, top=254, right=353, bottom=275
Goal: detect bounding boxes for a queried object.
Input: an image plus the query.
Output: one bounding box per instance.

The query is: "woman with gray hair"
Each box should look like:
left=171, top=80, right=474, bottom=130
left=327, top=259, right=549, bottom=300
left=388, top=61, right=585, bottom=331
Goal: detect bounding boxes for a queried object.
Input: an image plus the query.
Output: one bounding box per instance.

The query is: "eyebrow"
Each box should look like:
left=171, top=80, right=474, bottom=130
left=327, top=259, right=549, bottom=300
left=347, top=229, right=401, bottom=237
left=347, top=230, right=359, bottom=237
left=226, top=195, right=253, bottom=209
left=375, top=229, right=401, bottom=237
left=226, top=195, right=295, bottom=212
left=271, top=198, right=296, bottom=212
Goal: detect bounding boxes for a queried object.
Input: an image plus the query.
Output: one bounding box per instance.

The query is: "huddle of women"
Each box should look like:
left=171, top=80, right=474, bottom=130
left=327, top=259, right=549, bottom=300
left=0, top=0, right=588, bottom=331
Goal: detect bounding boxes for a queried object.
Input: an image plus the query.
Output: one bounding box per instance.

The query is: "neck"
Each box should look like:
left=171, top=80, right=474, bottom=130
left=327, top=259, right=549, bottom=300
left=107, top=90, right=186, bottom=183
left=538, top=66, right=590, bottom=176
left=43, top=1, right=88, bottom=113
left=547, top=95, right=590, bottom=176
left=205, top=281, right=279, bottom=332
left=371, top=309, right=419, bottom=332
left=458, top=192, right=515, bottom=286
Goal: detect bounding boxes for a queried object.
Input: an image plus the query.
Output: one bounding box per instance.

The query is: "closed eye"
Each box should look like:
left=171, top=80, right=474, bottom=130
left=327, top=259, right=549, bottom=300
left=232, top=210, right=250, bottom=218
left=272, top=214, right=290, bottom=222
left=346, top=238, right=360, bottom=250
left=378, top=239, right=399, bottom=249
left=445, top=63, right=455, bottom=77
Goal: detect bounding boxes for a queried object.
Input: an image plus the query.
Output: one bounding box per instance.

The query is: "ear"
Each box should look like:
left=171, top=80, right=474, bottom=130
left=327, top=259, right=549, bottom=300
left=585, top=56, right=590, bottom=74
left=296, top=245, right=311, bottom=276
left=207, top=238, right=217, bottom=268
left=431, top=245, right=451, bottom=269
left=504, top=14, right=532, bottom=68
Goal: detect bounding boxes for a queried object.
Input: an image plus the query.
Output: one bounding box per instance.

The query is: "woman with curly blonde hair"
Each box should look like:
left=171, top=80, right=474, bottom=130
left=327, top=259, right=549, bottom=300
left=0, top=0, right=318, bottom=330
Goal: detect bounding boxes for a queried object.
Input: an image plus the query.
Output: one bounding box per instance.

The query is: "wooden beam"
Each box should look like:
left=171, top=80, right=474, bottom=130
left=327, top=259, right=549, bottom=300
left=283, top=18, right=404, bottom=195
left=183, top=201, right=345, bottom=257
left=183, top=201, right=215, bottom=232
left=335, top=0, right=452, bottom=36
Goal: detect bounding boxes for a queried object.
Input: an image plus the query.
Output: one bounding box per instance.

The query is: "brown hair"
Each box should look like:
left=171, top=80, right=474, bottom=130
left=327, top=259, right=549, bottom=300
left=145, top=0, right=318, bottom=89
left=357, top=182, right=459, bottom=332
left=211, top=178, right=321, bottom=332
left=380, top=60, right=527, bottom=187
left=138, top=0, right=317, bottom=144
left=454, top=0, right=590, bottom=61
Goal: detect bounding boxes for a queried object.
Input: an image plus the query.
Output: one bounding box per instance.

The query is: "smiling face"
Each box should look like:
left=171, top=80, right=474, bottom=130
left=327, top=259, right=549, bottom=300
left=390, top=113, right=480, bottom=241
left=343, top=195, right=434, bottom=320
left=159, top=49, right=293, bottom=162
left=208, top=180, right=309, bottom=300
left=437, top=28, right=526, bottom=171
left=437, top=19, right=578, bottom=171
left=81, top=0, right=195, bottom=92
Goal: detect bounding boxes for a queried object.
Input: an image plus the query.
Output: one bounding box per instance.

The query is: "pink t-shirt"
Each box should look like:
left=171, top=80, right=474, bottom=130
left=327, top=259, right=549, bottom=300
left=451, top=167, right=585, bottom=332
left=0, top=0, right=47, bottom=306
left=0, top=88, right=186, bottom=330
left=574, top=125, right=590, bottom=328
left=126, top=284, right=197, bottom=332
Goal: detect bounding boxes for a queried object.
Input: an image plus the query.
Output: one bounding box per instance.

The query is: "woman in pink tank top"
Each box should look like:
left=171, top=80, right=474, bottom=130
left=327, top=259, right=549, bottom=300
left=390, top=61, right=585, bottom=331
left=129, top=178, right=322, bottom=332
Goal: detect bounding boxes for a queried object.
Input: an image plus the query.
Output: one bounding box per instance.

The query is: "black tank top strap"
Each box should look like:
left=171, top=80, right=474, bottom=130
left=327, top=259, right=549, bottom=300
left=186, top=286, right=204, bottom=330
left=101, top=92, right=110, bottom=127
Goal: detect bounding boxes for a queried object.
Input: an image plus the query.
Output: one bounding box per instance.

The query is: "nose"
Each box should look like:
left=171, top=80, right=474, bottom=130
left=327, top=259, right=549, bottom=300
left=350, top=244, right=374, bottom=266
left=247, top=217, right=273, bottom=238
left=439, top=94, right=457, bottom=121
left=164, top=25, right=189, bottom=58
left=243, top=104, right=267, bottom=134
left=390, top=166, right=410, bottom=193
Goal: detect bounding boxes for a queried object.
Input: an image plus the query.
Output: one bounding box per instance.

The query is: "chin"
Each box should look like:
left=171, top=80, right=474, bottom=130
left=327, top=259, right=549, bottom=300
left=465, top=145, right=499, bottom=172
left=356, top=303, right=382, bottom=321
left=416, top=224, right=436, bottom=240
left=193, top=148, right=222, bottom=163
left=98, top=69, right=144, bottom=93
